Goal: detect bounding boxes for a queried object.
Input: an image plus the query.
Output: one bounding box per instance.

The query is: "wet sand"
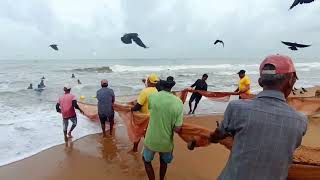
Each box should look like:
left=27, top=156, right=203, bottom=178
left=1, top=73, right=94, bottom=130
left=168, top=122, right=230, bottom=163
left=0, top=115, right=229, bottom=180
left=1, top=87, right=320, bottom=180
left=1, top=113, right=320, bottom=180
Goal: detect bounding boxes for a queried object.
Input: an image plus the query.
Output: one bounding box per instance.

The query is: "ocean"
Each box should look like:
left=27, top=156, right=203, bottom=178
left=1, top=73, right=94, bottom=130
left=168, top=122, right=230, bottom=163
left=0, top=58, right=319, bottom=166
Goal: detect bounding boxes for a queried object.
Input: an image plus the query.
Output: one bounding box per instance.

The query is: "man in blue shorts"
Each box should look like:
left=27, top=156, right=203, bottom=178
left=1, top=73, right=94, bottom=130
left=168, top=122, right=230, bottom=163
left=143, top=78, right=183, bottom=180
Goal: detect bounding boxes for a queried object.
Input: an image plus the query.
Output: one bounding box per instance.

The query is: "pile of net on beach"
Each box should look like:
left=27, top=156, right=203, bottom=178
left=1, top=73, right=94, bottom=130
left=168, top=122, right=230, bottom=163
left=78, top=88, right=320, bottom=176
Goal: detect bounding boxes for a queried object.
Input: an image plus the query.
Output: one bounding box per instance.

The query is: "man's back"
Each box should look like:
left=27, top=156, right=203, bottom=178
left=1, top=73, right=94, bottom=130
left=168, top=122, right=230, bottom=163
left=219, top=90, right=307, bottom=180
left=58, top=94, right=76, bottom=119
left=97, top=87, right=114, bottom=116
left=144, top=91, right=183, bottom=152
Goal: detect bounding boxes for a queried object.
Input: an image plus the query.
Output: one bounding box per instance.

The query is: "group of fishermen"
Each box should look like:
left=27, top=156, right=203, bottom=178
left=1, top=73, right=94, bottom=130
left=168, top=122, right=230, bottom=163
left=55, top=54, right=306, bottom=180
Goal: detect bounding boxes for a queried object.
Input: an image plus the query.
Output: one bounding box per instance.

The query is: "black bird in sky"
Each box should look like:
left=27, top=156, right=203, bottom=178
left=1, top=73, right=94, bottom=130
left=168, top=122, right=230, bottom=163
left=214, top=40, right=224, bottom=47
left=289, top=0, right=315, bottom=10
left=121, top=33, right=148, bottom=48
left=281, top=41, right=311, bottom=51
left=49, top=44, right=59, bottom=51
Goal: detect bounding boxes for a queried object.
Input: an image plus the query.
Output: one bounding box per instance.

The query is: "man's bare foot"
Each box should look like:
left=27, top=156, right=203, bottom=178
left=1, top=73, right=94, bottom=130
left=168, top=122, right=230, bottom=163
left=188, top=111, right=192, bottom=115
left=68, top=132, right=73, bottom=138
left=102, top=132, right=107, bottom=138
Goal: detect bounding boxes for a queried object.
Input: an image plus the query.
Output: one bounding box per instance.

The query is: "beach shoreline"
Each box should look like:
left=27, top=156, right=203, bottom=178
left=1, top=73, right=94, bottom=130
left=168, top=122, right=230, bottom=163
left=1, top=87, right=320, bottom=180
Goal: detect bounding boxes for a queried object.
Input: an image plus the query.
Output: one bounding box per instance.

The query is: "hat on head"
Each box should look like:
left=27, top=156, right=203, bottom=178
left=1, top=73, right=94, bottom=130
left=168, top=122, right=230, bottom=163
left=237, top=70, right=246, bottom=74
left=148, top=73, right=159, bottom=84
left=167, top=76, right=174, bottom=82
left=101, top=79, right=108, bottom=85
left=160, top=78, right=176, bottom=89
left=260, top=54, right=298, bottom=79
left=64, top=84, right=71, bottom=90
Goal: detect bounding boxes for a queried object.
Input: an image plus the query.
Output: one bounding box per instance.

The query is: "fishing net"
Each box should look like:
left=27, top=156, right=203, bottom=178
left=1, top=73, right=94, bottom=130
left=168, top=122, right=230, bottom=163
left=78, top=88, right=320, bottom=173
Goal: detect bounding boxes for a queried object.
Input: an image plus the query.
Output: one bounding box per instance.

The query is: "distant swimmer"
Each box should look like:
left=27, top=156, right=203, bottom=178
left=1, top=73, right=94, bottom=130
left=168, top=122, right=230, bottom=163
left=281, top=41, right=311, bottom=51
left=121, top=33, right=148, bottom=48
left=289, top=0, right=315, bottom=10
left=41, top=76, right=45, bottom=80
left=27, top=83, right=33, bottom=89
left=234, top=70, right=251, bottom=99
left=188, top=74, right=208, bottom=114
left=214, top=40, right=224, bottom=47
left=49, top=44, right=59, bottom=51
left=302, top=87, right=308, bottom=92
left=56, top=85, right=83, bottom=142
left=77, top=79, right=82, bottom=85
left=38, top=79, right=45, bottom=88
left=71, top=74, right=75, bottom=78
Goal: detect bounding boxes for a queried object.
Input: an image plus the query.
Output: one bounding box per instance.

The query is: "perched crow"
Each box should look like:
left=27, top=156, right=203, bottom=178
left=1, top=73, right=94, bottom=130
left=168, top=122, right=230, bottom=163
left=121, top=33, right=148, bottom=48
left=289, top=0, right=315, bottom=10
left=214, top=40, right=224, bottom=47
left=281, top=41, right=311, bottom=51
left=49, top=44, right=58, bottom=51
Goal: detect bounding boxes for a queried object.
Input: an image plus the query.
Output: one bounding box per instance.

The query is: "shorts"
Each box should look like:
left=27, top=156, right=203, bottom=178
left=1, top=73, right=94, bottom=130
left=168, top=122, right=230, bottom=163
left=143, top=147, right=173, bottom=164
left=189, top=93, right=202, bottom=103
left=99, top=113, right=114, bottom=125
left=63, top=117, right=77, bottom=132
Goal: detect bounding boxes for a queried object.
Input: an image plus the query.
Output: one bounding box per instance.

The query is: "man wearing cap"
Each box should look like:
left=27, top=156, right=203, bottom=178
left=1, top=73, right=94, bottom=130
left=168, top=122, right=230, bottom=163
left=209, top=55, right=307, bottom=180
left=143, top=77, right=183, bottom=180
left=131, top=73, right=159, bottom=152
left=97, top=79, right=115, bottom=137
left=56, top=85, right=83, bottom=142
left=234, top=70, right=251, bottom=98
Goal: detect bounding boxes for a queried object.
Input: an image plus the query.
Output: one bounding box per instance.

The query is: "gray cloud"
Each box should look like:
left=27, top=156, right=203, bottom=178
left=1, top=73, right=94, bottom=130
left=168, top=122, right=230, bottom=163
left=0, top=0, right=319, bottom=60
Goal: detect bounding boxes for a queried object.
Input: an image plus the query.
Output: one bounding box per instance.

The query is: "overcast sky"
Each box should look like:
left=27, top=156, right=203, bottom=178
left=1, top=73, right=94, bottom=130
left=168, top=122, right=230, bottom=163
left=0, top=0, right=319, bottom=60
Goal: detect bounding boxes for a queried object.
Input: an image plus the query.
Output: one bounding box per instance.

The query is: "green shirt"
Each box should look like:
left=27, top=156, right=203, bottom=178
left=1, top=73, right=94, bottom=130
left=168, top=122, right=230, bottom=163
left=144, top=91, right=184, bottom=152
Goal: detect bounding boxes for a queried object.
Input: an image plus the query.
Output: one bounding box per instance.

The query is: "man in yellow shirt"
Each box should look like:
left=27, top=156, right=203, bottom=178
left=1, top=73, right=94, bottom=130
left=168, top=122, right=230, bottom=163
left=234, top=70, right=251, bottom=98
left=131, top=73, right=159, bottom=152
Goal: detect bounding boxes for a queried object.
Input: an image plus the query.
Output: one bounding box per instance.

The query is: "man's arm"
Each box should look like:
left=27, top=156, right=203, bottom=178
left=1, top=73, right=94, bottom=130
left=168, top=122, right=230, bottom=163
left=210, top=103, right=236, bottom=143
left=132, top=90, right=146, bottom=111
left=56, top=103, right=61, bottom=113
left=234, top=87, right=239, bottom=93
left=72, top=100, right=83, bottom=113
left=191, top=79, right=199, bottom=88
left=239, top=85, right=250, bottom=94
left=174, top=126, right=182, bottom=133
left=131, top=103, right=142, bottom=111
left=174, top=102, right=184, bottom=134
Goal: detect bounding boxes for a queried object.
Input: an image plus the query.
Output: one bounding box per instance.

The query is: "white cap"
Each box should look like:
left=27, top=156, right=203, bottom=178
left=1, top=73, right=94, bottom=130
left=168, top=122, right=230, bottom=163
left=64, top=84, right=72, bottom=90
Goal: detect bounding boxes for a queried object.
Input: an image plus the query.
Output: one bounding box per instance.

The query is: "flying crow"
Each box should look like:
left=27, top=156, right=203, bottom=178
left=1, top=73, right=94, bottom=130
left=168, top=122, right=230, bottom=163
left=214, top=40, right=224, bottom=47
left=121, top=33, right=148, bottom=48
left=281, top=41, right=311, bottom=51
left=49, top=44, right=58, bottom=51
left=289, top=0, right=315, bottom=10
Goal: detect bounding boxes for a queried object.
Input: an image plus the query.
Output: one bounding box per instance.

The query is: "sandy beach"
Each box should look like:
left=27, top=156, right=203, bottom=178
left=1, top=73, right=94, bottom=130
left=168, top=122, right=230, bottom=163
left=1, top=87, right=320, bottom=180
left=1, top=114, right=320, bottom=180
